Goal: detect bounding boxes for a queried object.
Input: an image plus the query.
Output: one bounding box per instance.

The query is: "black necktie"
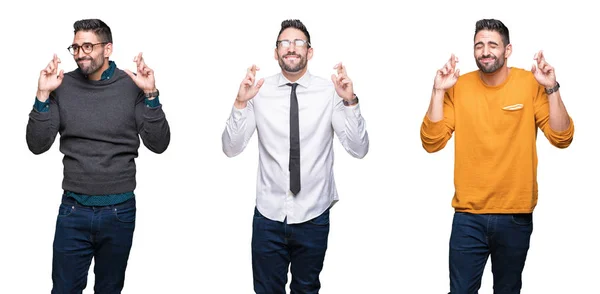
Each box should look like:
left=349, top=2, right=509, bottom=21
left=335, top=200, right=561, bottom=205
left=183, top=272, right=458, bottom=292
left=287, top=83, right=301, bottom=195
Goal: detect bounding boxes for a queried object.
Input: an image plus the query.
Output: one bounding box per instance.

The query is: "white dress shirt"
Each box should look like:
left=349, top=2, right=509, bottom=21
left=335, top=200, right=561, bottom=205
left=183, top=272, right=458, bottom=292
left=222, top=71, right=369, bottom=224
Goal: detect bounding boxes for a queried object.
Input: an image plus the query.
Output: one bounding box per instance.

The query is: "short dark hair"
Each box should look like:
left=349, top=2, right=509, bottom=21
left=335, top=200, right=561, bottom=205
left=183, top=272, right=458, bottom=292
left=475, top=19, right=509, bottom=46
left=73, top=19, right=112, bottom=43
left=276, top=19, right=311, bottom=48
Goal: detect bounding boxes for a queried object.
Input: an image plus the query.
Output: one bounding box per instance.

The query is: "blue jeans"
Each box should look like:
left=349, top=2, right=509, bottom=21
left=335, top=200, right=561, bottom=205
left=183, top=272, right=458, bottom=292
left=449, top=212, right=534, bottom=294
left=252, top=207, right=330, bottom=294
left=52, top=194, right=136, bottom=294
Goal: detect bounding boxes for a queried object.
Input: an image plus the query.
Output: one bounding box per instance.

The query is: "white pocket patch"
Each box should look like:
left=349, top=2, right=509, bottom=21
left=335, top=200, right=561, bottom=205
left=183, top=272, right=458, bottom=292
left=502, top=104, right=524, bottom=111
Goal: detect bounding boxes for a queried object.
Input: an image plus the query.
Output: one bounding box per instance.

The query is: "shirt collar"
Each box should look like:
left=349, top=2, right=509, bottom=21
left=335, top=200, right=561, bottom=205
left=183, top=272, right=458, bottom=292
left=277, top=71, right=311, bottom=88
left=100, top=60, right=117, bottom=81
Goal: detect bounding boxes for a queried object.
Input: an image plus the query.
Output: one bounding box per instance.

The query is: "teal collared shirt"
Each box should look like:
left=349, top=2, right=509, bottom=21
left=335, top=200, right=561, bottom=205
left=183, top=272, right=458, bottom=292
left=33, top=61, right=160, bottom=206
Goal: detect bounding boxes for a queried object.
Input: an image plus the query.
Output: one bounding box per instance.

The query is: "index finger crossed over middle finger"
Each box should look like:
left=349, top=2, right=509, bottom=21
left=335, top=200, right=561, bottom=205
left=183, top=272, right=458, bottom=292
left=138, top=56, right=148, bottom=72
left=247, top=64, right=260, bottom=82
left=135, top=52, right=144, bottom=64
left=47, top=54, right=59, bottom=72
left=449, top=54, right=457, bottom=69
left=45, top=60, right=55, bottom=74
left=52, top=54, right=61, bottom=71
left=245, top=72, right=254, bottom=85
left=336, top=62, right=347, bottom=77
left=247, top=64, right=260, bottom=76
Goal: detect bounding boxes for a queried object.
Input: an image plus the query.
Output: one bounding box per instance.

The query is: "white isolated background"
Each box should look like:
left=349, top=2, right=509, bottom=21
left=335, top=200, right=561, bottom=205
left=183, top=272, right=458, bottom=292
left=0, top=0, right=598, bottom=293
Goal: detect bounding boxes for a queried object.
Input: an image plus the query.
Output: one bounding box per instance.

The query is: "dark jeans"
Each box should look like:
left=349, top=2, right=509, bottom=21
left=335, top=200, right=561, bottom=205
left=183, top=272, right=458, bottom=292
left=52, top=194, right=136, bottom=294
left=449, top=212, right=534, bottom=294
left=252, top=207, right=330, bottom=294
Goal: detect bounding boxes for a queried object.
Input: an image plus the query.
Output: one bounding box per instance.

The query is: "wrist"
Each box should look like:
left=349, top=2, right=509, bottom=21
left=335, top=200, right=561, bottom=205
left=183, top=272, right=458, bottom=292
left=36, top=90, right=50, bottom=102
left=431, top=87, right=446, bottom=101
left=432, top=86, right=446, bottom=94
left=234, top=99, right=247, bottom=109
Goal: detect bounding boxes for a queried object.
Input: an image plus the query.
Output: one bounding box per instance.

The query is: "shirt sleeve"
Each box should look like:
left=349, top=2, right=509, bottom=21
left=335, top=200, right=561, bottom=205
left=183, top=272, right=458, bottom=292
left=420, top=89, right=455, bottom=153
left=34, top=97, right=50, bottom=112
left=26, top=95, right=60, bottom=154
left=331, top=94, right=369, bottom=159
left=222, top=100, right=257, bottom=157
left=145, top=96, right=161, bottom=108
left=533, top=85, right=574, bottom=148
left=135, top=93, right=171, bottom=153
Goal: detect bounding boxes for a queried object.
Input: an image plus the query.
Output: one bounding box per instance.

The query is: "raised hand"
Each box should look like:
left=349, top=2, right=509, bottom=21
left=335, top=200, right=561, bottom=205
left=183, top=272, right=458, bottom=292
left=531, top=50, right=557, bottom=89
left=235, top=64, right=264, bottom=108
left=434, top=54, right=460, bottom=91
left=331, top=62, right=354, bottom=101
left=125, top=52, right=156, bottom=93
left=37, top=54, right=64, bottom=101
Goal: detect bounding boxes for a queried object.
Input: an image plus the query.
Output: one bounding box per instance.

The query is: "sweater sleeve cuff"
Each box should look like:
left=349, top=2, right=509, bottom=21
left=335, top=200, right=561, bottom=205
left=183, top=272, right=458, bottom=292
left=34, top=97, right=50, bottom=113
left=548, top=116, right=574, bottom=136
left=421, top=114, right=446, bottom=137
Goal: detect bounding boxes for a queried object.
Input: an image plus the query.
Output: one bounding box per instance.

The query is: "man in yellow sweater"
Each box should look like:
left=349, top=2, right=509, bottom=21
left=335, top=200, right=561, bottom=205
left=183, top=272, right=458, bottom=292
left=420, top=19, right=574, bottom=294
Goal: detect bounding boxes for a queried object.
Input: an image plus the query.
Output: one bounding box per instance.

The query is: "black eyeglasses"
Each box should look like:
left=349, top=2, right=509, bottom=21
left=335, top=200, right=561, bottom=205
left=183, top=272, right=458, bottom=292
left=276, top=39, right=310, bottom=48
left=67, top=42, right=108, bottom=55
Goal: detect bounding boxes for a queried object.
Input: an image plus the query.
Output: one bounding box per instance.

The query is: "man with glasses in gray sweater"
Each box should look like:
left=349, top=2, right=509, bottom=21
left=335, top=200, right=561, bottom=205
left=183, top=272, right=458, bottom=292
left=26, top=18, right=170, bottom=294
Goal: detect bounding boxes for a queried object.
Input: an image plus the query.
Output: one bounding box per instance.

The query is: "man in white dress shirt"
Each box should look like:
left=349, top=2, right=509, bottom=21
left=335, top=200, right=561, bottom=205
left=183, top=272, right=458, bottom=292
left=222, top=19, right=369, bottom=294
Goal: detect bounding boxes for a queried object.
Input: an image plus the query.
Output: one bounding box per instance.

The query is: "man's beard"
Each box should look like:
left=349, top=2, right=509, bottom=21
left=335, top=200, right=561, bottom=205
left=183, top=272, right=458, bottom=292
left=77, top=54, right=105, bottom=76
left=476, top=53, right=505, bottom=73
left=278, top=52, right=307, bottom=73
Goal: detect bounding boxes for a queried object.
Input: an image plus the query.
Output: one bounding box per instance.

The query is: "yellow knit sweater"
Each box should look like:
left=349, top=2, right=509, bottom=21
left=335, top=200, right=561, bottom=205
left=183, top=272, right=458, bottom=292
left=421, top=68, right=574, bottom=213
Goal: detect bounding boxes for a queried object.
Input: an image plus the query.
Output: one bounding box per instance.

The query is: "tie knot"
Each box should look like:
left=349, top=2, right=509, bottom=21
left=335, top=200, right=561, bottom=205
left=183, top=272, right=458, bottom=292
left=286, top=83, right=298, bottom=90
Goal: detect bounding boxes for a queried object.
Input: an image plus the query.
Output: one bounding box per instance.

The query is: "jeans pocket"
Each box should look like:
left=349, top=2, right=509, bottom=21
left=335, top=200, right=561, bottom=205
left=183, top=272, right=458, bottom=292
left=511, top=213, right=533, bottom=226
left=57, top=203, right=75, bottom=218
left=114, top=206, right=136, bottom=223
left=308, top=209, right=330, bottom=226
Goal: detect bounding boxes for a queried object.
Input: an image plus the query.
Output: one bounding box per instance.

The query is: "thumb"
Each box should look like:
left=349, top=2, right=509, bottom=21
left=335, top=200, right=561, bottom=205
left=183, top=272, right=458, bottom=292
left=58, top=69, right=64, bottom=81
left=531, top=64, right=536, bottom=73
left=124, top=69, right=136, bottom=80
left=454, top=68, right=460, bottom=78
left=255, top=78, right=265, bottom=90
left=331, top=74, right=337, bottom=85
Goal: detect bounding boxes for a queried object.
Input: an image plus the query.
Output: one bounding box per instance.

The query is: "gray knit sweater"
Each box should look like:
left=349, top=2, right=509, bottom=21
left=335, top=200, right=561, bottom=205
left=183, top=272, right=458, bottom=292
left=26, top=68, right=170, bottom=195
